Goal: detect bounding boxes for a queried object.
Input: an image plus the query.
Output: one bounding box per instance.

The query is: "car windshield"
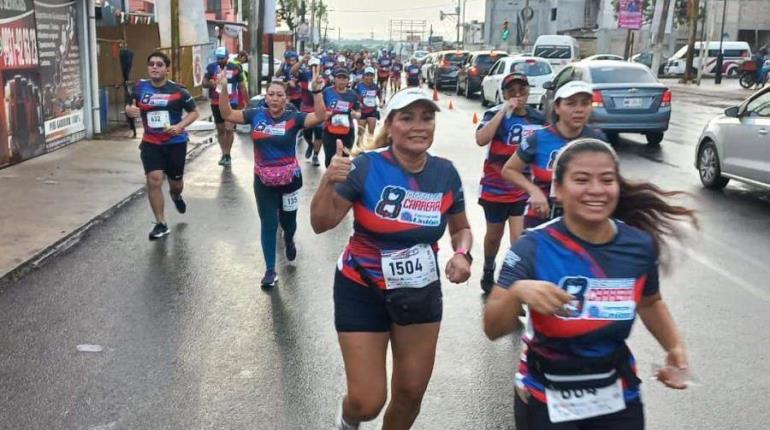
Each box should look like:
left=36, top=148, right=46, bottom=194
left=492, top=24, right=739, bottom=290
left=476, top=54, right=506, bottom=68
left=444, top=53, right=468, bottom=64
left=509, top=60, right=552, bottom=76
left=413, top=51, right=429, bottom=59
left=590, top=66, right=656, bottom=83
left=534, top=46, right=572, bottom=59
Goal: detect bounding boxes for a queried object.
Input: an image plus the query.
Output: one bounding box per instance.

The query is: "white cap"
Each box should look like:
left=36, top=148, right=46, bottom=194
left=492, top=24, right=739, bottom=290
left=364, top=66, right=376, bottom=74
left=309, top=57, right=321, bottom=66
left=554, top=81, right=593, bottom=101
left=383, top=89, right=441, bottom=119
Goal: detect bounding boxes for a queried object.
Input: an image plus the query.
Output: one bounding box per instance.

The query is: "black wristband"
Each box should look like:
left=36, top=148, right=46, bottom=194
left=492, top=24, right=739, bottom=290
left=311, top=89, right=323, bottom=94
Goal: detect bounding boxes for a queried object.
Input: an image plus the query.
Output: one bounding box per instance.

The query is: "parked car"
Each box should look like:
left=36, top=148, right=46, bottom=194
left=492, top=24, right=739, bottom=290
left=410, top=50, right=430, bottom=64
left=456, top=50, right=507, bottom=98
left=480, top=56, right=554, bottom=108
left=541, top=60, right=671, bottom=145
left=695, top=86, right=770, bottom=190
left=665, top=41, right=751, bottom=77
left=584, top=54, right=624, bottom=61
left=532, top=34, right=581, bottom=73
left=630, top=51, right=667, bottom=76
left=425, top=50, right=469, bottom=90
left=421, top=53, right=437, bottom=83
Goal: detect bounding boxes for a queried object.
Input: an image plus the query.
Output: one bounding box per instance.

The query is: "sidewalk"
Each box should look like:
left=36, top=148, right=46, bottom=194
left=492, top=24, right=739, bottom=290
left=0, top=102, right=216, bottom=284
left=661, top=77, right=756, bottom=103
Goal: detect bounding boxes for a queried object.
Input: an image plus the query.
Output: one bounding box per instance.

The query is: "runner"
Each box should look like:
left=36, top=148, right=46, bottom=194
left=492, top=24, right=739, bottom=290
left=125, top=51, right=199, bottom=240
left=230, top=50, right=250, bottom=108
left=298, top=54, right=325, bottom=166
left=310, top=88, right=472, bottom=430
left=376, top=49, right=392, bottom=97
left=350, top=58, right=366, bottom=86
left=389, top=56, right=404, bottom=94
left=502, top=81, right=605, bottom=229
left=321, top=68, right=361, bottom=167
left=475, top=73, right=545, bottom=294
left=203, top=47, right=246, bottom=167
left=405, top=58, right=422, bottom=88
left=485, top=137, right=696, bottom=429
left=353, top=67, right=382, bottom=148
left=215, top=67, right=327, bottom=287
left=277, top=50, right=303, bottom=111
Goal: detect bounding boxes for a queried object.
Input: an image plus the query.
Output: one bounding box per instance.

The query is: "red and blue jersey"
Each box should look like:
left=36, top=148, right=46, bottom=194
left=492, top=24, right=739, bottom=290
left=242, top=107, right=307, bottom=173
left=390, top=61, right=403, bottom=76
left=335, top=148, right=465, bottom=289
left=496, top=218, right=659, bottom=403
left=517, top=125, right=606, bottom=199
left=297, top=65, right=316, bottom=113
left=378, top=56, right=392, bottom=78
left=323, top=87, right=360, bottom=135
left=204, top=61, right=242, bottom=107
left=405, top=65, right=421, bottom=86
left=279, top=62, right=302, bottom=101
left=132, top=79, right=196, bottom=145
left=477, top=105, right=546, bottom=203
left=354, top=82, right=381, bottom=115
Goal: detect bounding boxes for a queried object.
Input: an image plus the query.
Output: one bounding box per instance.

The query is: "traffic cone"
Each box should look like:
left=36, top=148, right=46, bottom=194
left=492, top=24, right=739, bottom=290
left=448, top=99, right=454, bottom=110
left=472, top=112, right=479, bottom=125
left=432, top=87, right=439, bottom=101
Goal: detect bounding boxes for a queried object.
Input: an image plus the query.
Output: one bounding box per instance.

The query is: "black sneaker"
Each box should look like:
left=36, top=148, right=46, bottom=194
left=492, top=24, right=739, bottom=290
left=481, top=265, right=495, bottom=294
left=304, top=143, right=313, bottom=159
left=260, top=269, right=278, bottom=288
left=285, top=240, right=297, bottom=261
left=149, top=223, right=170, bottom=240
left=312, top=154, right=320, bottom=166
left=172, top=196, right=186, bottom=214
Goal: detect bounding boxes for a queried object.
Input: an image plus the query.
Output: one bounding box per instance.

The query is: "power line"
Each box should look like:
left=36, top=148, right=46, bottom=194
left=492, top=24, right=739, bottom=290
left=330, top=3, right=454, bottom=14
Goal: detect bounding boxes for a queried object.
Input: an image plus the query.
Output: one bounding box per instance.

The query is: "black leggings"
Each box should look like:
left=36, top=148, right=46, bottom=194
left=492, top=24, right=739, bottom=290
left=253, top=176, right=300, bottom=270
left=321, top=131, right=354, bottom=167
left=514, top=392, right=644, bottom=430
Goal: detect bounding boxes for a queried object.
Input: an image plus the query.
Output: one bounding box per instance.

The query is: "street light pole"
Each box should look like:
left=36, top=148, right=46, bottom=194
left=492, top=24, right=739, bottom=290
left=715, top=0, right=727, bottom=84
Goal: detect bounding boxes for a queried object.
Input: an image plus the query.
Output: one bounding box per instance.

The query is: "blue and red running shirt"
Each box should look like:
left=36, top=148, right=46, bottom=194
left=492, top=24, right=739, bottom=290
left=204, top=61, right=242, bottom=107
left=334, top=147, right=465, bottom=289
left=298, top=65, right=316, bottom=113
left=496, top=218, right=659, bottom=404
left=242, top=107, right=307, bottom=174
left=323, top=87, right=360, bottom=135
left=378, top=56, right=392, bottom=78
left=354, top=82, right=381, bottom=116
left=279, top=63, right=302, bottom=101
left=132, top=79, right=196, bottom=145
left=477, top=105, right=545, bottom=204
left=390, top=61, right=403, bottom=77
left=405, top=65, right=421, bottom=86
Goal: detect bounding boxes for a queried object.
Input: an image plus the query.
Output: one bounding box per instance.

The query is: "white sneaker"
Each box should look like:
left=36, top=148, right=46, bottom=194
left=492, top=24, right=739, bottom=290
left=334, top=400, right=359, bottom=430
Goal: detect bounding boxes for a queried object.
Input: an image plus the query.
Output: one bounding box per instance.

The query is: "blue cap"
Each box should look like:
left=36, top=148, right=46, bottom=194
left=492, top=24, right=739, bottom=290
left=215, top=47, right=228, bottom=59
left=284, top=50, right=299, bottom=60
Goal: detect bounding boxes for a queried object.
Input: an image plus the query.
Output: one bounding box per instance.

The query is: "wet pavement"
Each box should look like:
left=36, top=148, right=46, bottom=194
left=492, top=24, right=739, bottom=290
left=1, top=88, right=769, bottom=429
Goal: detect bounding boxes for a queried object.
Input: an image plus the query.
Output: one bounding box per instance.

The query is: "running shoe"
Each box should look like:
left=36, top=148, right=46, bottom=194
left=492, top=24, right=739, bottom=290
left=334, top=400, right=359, bottom=430
left=480, top=264, right=495, bottom=295
left=304, top=143, right=314, bottom=159
left=285, top=240, right=297, bottom=261
left=260, top=269, right=278, bottom=288
left=312, top=154, right=320, bottom=166
left=172, top=195, right=187, bottom=214
left=219, top=154, right=232, bottom=166
left=148, top=222, right=170, bottom=241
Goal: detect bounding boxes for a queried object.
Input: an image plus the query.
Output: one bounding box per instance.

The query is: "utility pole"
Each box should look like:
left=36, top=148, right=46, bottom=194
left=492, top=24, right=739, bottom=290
left=683, top=0, right=701, bottom=83
left=170, top=0, right=180, bottom=82
left=696, top=0, right=709, bottom=85
left=455, top=0, right=460, bottom=46
left=250, top=0, right=264, bottom=95
left=651, top=0, right=672, bottom=80
left=309, top=0, right=316, bottom=51
left=714, top=0, right=727, bottom=84
left=299, top=0, right=307, bottom=52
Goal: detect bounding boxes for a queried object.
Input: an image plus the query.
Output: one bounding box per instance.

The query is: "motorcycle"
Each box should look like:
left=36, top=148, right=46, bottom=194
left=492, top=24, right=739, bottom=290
left=738, top=59, right=770, bottom=89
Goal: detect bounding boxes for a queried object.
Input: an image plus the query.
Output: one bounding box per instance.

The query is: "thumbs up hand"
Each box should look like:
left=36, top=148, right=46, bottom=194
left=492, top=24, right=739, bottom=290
left=324, top=139, right=352, bottom=184
left=125, top=99, right=140, bottom=118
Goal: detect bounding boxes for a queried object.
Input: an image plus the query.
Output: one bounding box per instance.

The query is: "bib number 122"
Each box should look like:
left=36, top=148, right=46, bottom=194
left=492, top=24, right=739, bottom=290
left=388, top=259, right=423, bottom=276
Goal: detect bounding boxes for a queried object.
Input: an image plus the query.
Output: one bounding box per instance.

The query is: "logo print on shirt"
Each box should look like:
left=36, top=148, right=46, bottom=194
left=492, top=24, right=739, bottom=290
left=506, top=125, right=523, bottom=146
left=375, top=186, right=443, bottom=227
left=557, top=276, right=637, bottom=320
left=142, top=93, right=171, bottom=107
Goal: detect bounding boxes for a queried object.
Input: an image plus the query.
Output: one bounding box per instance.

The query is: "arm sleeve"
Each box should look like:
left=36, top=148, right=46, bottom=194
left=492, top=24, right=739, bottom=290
left=476, top=109, right=497, bottom=131
left=334, top=155, right=368, bottom=203
left=294, top=111, right=308, bottom=131
left=516, top=131, right=538, bottom=164
left=642, top=243, right=660, bottom=296
left=242, top=107, right=258, bottom=124
left=447, top=163, right=465, bottom=215
left=496, top=235, right=537, bottom=289
left=352, top=94, right=361, bottom=111
left=180, top=88, right=196, bottom=112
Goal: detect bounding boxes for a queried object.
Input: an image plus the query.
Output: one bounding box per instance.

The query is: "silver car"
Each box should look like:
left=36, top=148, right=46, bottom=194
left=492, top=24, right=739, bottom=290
left=542, top=60, right=671, bottom=145
left=695, top=87, right=770, bottom=190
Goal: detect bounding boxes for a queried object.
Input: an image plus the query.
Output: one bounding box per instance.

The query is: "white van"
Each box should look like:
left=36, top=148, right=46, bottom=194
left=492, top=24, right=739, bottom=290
left=664, top=41, right=751, bottom=77
left=532, top=35, right=581, bottom=72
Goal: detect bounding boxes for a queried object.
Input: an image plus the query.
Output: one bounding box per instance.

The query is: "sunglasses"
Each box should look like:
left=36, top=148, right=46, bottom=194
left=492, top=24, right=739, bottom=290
left=148, top=61, right=166, bottom=68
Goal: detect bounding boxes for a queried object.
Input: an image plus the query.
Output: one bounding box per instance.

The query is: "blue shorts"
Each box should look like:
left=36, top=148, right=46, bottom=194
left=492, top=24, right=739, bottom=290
left=478, top=199, right=527, bottom=224
left=333, top=269, right=443, bottom=332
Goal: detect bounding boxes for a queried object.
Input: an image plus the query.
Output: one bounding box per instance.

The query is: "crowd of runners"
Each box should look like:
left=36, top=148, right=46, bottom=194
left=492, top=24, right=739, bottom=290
left=126, top=47, right=695, bottom=430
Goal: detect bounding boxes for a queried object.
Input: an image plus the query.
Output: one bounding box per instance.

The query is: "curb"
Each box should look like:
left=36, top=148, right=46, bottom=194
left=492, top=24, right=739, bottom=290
left=0, top=135, right=216, bottom=288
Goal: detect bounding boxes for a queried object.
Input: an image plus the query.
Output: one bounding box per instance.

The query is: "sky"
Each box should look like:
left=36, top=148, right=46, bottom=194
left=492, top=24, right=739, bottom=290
left=322, top=0, right=486, bottom=42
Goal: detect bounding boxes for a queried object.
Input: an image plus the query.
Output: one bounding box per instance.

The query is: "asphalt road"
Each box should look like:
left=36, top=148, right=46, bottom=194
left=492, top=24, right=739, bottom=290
left=1, top=88, right=769, bottom=430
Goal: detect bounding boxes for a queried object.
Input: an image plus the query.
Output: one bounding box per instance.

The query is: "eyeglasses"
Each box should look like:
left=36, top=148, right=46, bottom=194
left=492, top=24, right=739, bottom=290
left=148, top=61, right=166, bottom=68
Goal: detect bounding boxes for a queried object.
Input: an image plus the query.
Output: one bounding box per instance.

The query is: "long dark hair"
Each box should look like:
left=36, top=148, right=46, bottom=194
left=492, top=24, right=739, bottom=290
left=553, top=138, right=698, bottom=264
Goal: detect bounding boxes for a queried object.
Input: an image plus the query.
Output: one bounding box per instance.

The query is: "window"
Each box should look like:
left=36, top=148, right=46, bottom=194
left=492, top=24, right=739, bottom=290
left=476, top=54, right=506, bottom=68
left=207, top=0, right=222, bottom=19
left=534, top=46, right=572, bottom=59
left=509, top=60, right=552, bottom=76
left=589, top=66, right=656, bottom=84
left=553, top=67, right=574, bottom=87
left=746, top=92, right=770, bottom=117
left=723, top=49, right=745, bottom=58
left=551, top=8, right=557, bottom=21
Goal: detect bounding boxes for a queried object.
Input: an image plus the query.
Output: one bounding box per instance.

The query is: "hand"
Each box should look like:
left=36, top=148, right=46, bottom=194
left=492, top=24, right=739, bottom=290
left=528, top=189, right=550, bottom=218
left=310, top=68, right=324, bottom=92
left=324, top=140, right=352, bottom=184
left=165, top=123, right=184, bottom=136
left=657, top=345, right=690, bottom=389
left=445, top=254, right=471, bottom=284
left=504, top=96, right=520, bottom=113
left=514, top=280, right=573, bottom=316
left=125, top=100, right=140, bottom=119
left=217, top=71, right=228, bottom=92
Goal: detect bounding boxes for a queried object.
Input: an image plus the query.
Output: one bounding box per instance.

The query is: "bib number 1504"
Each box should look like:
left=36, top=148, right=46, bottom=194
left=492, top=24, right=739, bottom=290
left=388, top=259, right=424, bottom=276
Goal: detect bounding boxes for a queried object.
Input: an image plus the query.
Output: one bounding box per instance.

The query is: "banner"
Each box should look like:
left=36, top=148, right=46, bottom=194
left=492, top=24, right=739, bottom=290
left=618, top=0, right=643, bottom=30
left=34, top=0, right=85, bottom=149
left=192, top=45, right=203, bottom=87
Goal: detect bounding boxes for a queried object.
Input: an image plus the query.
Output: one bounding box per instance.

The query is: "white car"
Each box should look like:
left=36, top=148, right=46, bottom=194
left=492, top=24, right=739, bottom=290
left=411, top=50, right=430, bottom=64
left=480, top=56, right=554, bottom=108
left=695, top=86, right=770, bottom=190
left=421, top=53, right=437, bottom=83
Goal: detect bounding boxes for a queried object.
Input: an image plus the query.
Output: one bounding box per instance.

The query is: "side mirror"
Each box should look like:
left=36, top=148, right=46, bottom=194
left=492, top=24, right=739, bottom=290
left=724, top=106, right=740, bottom=118
left=542, top=81, right=554, bottom=90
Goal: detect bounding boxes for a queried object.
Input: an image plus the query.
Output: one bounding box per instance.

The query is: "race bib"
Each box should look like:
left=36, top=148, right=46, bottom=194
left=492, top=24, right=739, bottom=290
left=363, top=96, right=377, bottom=107
left=282, top=190, right=299, bottom=212
left=546, top=380, right=625, bottom=423
left=331, top=114, right=350, bottom=128
left=147, top=110, right=170, bottom=129
left=381, top=243, right=438, bottom=289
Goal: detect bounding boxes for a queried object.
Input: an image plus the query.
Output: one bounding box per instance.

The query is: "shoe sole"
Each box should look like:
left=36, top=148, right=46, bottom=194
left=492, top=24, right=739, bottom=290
left=260, top=279, right=278, bottom=289
left=149, top=230, right=170, bottom=241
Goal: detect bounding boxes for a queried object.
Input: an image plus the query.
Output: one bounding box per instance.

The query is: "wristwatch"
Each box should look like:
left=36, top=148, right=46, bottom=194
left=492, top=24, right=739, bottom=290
left=454, top=248, right=473, bottom=264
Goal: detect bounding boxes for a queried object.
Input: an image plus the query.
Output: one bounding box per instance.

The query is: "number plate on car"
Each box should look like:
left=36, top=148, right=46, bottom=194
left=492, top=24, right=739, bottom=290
left=622, top=97, right=643, bottom=108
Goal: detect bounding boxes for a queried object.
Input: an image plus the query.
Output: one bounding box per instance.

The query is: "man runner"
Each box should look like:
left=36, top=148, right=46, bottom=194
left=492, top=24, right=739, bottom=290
left=203, top=47, right=247, bottom=166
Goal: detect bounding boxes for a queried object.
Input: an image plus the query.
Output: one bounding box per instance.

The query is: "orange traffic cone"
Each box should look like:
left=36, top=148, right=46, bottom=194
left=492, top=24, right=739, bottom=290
left=472, top=112, right=479, bottom=125
left=448, top=99, right=454, bottom=110
left=432, top=87, right=439, bottom=101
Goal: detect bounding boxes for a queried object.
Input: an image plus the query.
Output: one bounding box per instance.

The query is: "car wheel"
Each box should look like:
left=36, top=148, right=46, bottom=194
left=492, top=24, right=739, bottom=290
left=698, top=140, right=730, bottom=189
left=480, top=88, right=489, bottom=107
left=645, top=132, right=664, bottom=146
left=465, top=82, right=471, bottom=99
left=456, top=80, right=462, bottom=95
